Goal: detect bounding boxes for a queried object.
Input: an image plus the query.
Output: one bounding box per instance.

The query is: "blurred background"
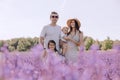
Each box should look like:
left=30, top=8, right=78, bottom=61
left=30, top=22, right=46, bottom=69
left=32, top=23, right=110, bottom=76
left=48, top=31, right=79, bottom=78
left=0, top=0, right=120, bottom=40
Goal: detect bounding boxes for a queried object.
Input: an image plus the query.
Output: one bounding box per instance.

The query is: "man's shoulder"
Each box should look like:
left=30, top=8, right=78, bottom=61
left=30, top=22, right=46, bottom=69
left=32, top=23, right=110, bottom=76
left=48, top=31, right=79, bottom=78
left=42, top=24, right=51, bottom=30
left=43, top=24, right=61, bottom=29
left=56, top=25, right=61, bottom=28
left=56, top=25, right=61, bottom=30
left=44, top=24, right=50, bottom=28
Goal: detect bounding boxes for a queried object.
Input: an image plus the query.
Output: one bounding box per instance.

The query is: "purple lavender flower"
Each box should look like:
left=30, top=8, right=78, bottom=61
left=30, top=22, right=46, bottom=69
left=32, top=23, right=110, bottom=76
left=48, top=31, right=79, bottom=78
left=112, top=45, right=120, bottom=50
left=90, top=44, right=100, bottom=50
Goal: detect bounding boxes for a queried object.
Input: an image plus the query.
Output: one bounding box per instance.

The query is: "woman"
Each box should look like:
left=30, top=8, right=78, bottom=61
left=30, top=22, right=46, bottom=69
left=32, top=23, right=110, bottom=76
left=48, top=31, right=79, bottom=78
left=64, top=18, right=84, bottom=63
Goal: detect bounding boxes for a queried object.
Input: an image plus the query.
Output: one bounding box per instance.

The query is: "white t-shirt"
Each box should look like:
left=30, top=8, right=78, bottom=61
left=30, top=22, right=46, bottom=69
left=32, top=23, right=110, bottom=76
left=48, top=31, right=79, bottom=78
left=40, top=24, right=61, bottom=51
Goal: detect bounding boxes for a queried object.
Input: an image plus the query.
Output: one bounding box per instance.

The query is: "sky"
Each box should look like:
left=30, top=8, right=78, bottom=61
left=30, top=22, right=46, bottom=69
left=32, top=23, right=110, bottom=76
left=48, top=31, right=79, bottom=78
left=0, top=0, right=120, bottom=40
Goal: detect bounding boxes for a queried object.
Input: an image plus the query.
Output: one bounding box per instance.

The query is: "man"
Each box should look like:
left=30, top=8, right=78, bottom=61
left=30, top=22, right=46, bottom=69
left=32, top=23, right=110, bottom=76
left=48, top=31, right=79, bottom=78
left=40, top=11, right=61, bottom=51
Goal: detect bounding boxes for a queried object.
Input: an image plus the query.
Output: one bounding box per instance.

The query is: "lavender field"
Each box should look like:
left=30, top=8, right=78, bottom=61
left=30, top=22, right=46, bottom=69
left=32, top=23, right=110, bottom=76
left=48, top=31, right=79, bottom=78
left=0, top=37, right=120, bottom=80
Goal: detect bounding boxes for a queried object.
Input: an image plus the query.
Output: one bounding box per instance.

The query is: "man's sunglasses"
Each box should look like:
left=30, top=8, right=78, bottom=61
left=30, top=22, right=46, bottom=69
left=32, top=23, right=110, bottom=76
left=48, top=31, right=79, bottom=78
left=51, top=16, right=58, bottom=18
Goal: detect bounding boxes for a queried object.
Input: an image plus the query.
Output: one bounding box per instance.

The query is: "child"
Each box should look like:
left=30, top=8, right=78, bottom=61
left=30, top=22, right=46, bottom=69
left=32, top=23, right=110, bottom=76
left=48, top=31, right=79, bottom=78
left=60, top=27, right=69, bottom=56
left=61, top=27, right=68, bottom=42
left=41, top=40, right=66, bottom=80
left=47, top=40, right=58, bottom=53
left=42, top=40, right=58, bottom=58
left=42, top=40, right=65, bottom=66
left=47, top=40, right=65, bottom=63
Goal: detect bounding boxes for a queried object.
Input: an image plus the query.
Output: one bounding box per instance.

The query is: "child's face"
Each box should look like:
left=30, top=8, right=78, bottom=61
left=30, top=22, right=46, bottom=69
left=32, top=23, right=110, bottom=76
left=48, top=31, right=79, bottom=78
left=62, top=27, right=68, bottom=34
left=49, top=42, right=55, bottom=51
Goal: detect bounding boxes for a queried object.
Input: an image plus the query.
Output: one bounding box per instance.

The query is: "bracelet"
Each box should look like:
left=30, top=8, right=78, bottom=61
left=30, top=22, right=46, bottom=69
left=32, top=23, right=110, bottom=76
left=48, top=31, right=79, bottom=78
left=44, top=48, right=46, bottom=50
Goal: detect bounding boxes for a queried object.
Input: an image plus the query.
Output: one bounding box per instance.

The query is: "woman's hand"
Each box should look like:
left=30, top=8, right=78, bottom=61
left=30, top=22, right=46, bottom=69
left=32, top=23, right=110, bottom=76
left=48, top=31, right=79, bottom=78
left=64, top=37, right=70, bottom=41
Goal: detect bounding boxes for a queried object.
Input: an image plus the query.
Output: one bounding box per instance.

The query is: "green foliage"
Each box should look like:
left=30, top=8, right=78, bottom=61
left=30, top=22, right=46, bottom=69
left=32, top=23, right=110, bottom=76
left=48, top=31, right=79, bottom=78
left=84, top=37, right=94, bottom=50
left=8, top=38, right=19, bottom=50
left=17, top=38, right=32, bottom=51
left=83, top=36, right=88, bottom=42
left=0, top=37, right=39, bottom=52
left=0, top=36, right=119, bottom=52
left=101, top=37, right=113, bottom=50
left=0, top=40, right=4, bottom=48
left=9, top=38, right=19, bottom=47
left=27, top=37, right=39, bottom=46
left=16, top=37, right=39, bottom=51
left=8, top=46, right=15, bottom=52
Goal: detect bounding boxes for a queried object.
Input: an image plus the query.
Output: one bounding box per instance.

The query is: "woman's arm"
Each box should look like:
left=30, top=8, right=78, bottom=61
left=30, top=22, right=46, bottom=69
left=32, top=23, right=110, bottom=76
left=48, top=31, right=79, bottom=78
left=79, top=32, right=84, bottom=46
left=69, top=32, right=84, bottom=46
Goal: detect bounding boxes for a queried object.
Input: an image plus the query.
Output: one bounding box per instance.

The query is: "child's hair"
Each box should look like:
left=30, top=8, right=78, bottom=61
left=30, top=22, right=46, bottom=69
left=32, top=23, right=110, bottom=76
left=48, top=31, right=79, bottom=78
left=62, top=26, right=68, bottom=31
left=48, top=40, right=58, bottom=52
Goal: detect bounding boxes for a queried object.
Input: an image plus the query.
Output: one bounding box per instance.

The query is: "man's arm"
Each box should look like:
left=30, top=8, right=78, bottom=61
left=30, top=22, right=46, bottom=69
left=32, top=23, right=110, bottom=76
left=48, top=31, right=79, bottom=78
left=39, top=26, right=46, bottom=47
left=39, top=37, right=44, bottom=46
